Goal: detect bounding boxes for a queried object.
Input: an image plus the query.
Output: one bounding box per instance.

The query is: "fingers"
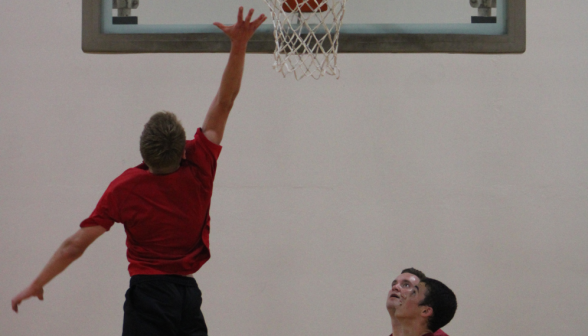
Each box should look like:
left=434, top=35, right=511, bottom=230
left=237, top=6, right=244, bottom=24
left=216, top=7, right=266, bottom=39
left=11, top=287, right=44, bottom=313
left=232, top=7, right=265, bottom=26
left=244, top=8, right=254, bottom=24
left=213, top=22, right=227, bottom=31
left=252, top=14, right=267, bottom=29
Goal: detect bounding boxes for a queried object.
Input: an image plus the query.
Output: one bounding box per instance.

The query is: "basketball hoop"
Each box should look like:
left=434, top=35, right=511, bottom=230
left=263, top=0, right=346, bottom=80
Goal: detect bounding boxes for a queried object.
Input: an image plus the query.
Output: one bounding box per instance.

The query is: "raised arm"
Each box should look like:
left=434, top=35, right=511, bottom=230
left=202, top=7, right=266, bottom=145
left=11, top=225, right=106, bottom=312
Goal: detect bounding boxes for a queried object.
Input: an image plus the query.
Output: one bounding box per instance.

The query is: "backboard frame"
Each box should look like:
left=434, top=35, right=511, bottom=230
left=82, top=0, right=525, bottom=54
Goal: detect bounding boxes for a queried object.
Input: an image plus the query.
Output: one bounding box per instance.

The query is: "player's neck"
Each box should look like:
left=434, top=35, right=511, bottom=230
left=390, top=313, right=400, bottom=333
left=149, top=164, right=180, bottom=175
left=392, top=317, right=431, bottom=336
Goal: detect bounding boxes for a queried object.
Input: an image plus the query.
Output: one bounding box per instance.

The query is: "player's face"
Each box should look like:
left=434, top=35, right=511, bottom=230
left=394, top=282, right=428, bottom=318
left=386, top=272, right=420, bottom=310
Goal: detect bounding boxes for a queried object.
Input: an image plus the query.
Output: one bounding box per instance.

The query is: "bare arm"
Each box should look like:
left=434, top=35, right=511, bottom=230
left=11, top=225, right=106, bottom=312
left=202, top=7, right=266, bottom=145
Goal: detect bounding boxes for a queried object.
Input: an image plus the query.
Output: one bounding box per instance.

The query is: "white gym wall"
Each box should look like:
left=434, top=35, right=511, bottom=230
left=1, top=1, right=587, bottom=335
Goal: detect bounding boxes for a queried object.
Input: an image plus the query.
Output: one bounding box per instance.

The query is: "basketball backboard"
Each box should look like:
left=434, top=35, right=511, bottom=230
left=82, top=0, right=525, bottom=53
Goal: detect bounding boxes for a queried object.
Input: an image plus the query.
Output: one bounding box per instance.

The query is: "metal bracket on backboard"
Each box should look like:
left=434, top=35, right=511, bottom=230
left=82, top=0, right=525, bottom=54
left=470, top=0, right=497, bottom=23
left=112, top=0, right=139, bottom=24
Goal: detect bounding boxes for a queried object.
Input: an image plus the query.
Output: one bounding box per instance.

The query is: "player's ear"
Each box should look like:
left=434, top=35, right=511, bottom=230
left=182, top=150, right=187, bottom=159
left=421, top=306, right=433, bottom=318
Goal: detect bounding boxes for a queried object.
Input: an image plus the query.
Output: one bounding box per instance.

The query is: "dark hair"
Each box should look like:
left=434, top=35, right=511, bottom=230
left=401, top=268, right=426, bottom=280
left=419, top=278, right=457, bottom=332
left=140, top=111, right=186, bottom=171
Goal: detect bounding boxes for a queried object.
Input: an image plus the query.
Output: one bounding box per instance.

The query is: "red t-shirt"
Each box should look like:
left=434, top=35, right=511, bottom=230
left=390, top=330, right=446, bottom=336
left=80, top=128, right=222, bottom=276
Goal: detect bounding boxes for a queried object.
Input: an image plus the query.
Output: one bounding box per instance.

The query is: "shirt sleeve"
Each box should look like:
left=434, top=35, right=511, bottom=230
left=80, top=184, right=119, bottom=231
left=184, top=128, right=223, bottom=178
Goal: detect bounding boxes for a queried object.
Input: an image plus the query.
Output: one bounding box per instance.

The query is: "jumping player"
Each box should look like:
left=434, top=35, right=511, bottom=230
left=387, top=268, right=452, bottom=336
left=11, top=7, right=266, bottom=336
left=388, top=275, right=457, bottom=336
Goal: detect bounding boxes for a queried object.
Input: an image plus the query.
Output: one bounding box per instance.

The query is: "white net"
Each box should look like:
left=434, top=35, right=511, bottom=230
left=263, top=0, right=346, bottom=80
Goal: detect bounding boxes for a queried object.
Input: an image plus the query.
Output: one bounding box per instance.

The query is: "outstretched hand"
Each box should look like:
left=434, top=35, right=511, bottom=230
left=12, top=284, right=44, bottom=313
left=213, top=7, right=267, bottom=45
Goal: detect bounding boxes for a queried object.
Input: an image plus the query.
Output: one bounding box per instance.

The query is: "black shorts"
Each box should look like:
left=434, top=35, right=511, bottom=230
left=122, top=275, right=208, bottom=336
